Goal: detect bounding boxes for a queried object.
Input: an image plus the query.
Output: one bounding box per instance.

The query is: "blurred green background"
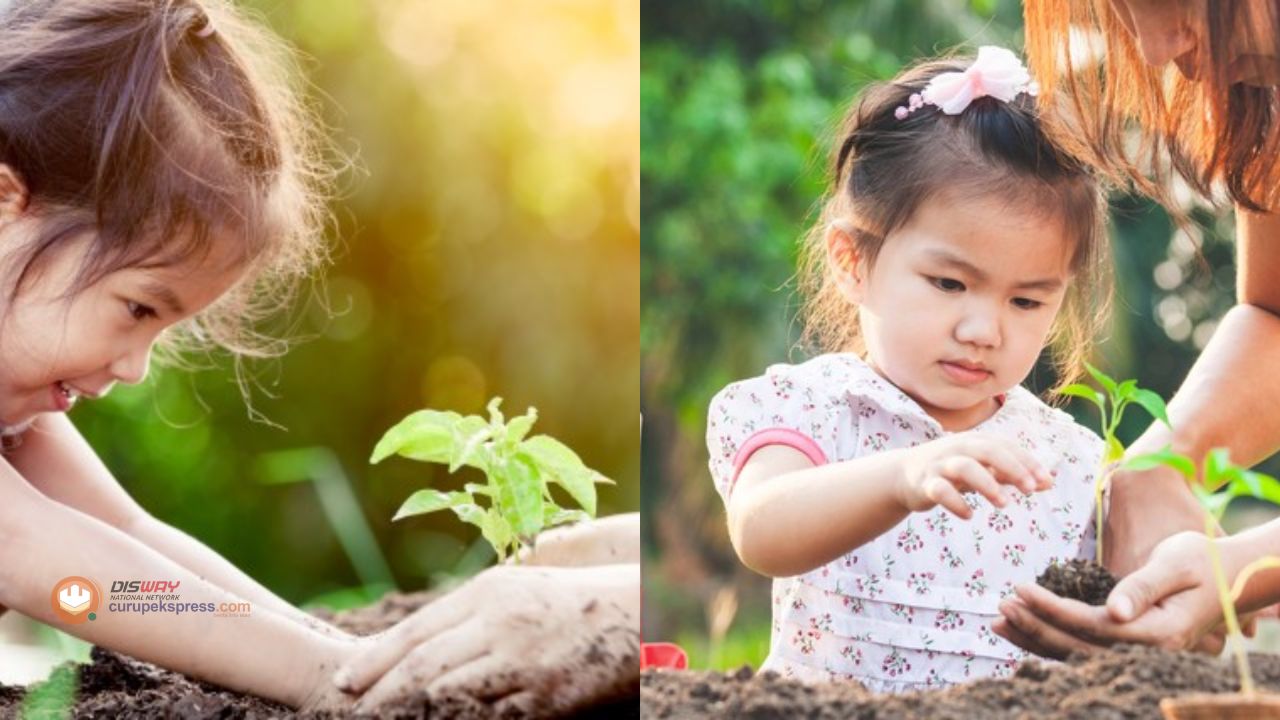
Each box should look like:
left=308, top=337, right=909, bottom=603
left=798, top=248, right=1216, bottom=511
left=641, top=0, right=1276, bottom=671
left=71, top=0, right=639, bottom=606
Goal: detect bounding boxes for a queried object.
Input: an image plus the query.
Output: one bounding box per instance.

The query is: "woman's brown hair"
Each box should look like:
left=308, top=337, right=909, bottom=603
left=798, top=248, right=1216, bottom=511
left=0, top=0, right=334, bottom=394
left=798, top=55, right=1110, bottom=391
left=1025, top=0, right=1280, bottom=211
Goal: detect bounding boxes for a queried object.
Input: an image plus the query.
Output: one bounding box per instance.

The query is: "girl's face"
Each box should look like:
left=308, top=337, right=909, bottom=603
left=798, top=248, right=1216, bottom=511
left=836, top=190, right=1073, bottom=432
left=0, top=222, right=246, bottom=428
left=1109, top=0, right=1280, bottom=86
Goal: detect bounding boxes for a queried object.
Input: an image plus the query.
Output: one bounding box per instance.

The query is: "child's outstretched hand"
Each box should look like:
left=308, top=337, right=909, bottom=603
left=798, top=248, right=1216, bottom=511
left=898, top=433, right=1053, bottom=519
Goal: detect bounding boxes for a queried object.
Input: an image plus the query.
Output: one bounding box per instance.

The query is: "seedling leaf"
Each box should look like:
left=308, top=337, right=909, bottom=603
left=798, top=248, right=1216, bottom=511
left=1084, top=362, right=1119, bottom=398
left=1122, top=449, right=1195, bottom=479
left=393, top=489, right=471, bottom=521
left=1060, top=383, right=1105, bottom=410
left=1129, top=388, right=1171, bottom=428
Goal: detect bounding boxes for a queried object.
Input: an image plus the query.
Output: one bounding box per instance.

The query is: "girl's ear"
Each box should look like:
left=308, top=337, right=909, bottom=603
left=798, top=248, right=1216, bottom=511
left=825, top=219, right=866, bottom=304
left=0, top=165, right=28, bottom=224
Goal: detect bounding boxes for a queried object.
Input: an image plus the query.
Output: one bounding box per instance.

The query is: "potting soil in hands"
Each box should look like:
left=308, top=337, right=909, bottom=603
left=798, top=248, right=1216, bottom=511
left=1036, top=558, right=1118, bottom=606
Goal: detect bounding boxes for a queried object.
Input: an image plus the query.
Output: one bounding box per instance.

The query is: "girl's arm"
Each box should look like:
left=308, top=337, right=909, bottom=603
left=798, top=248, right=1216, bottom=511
left=0, top=457, right=354, bottom=710
left=6, top=413, right=348, bottom=638
left=727, top=434, right=1048, bottom=577
left=1105, top=207, right=1280, bottom=577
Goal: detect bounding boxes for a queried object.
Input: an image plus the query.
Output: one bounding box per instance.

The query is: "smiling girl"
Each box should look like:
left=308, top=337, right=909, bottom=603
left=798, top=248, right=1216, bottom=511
left=0, top=0, right=374, bottom=710
left=706, top=47, right=1111, bottom=691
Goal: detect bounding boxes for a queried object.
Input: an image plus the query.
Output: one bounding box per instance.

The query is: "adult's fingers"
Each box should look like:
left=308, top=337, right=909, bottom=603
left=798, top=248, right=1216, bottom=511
left=334, top=593, right=474, bottom=694
left=997, top=597, right=1107, bottom=659
left=1106, top=553, right=1195, bottom=623
left=493, top=690, right=541, bottom=719
left=354, top=623, right=489, bottom=712
left=427, top=656, right=522, bottom=701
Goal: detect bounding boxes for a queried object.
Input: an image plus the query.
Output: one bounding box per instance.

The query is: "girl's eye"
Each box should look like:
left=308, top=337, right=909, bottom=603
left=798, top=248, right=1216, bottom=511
left=125, top=300, right=157, bottom=321
left=928, top=276, right=965, bottom=293
left=1012, top=297, right=1044, bottom=310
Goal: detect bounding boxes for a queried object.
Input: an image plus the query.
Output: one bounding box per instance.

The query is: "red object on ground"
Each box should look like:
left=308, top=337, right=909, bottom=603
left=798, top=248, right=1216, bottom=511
left=641, top=642, right=688, bottom=670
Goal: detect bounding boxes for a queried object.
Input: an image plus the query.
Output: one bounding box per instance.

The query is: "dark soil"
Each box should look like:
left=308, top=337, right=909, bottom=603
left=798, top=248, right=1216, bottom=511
left=1036, top=559, right=1119, bottom=606
left=641, top=644, right=1280, bottom=719
left=0, top=591, right=638, bottom=719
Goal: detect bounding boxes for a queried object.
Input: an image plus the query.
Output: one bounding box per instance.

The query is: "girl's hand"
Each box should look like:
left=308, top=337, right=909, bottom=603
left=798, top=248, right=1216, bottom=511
left=897, top=433, right=1052, bottom=519
left=333, top=564, right=638, bottom=717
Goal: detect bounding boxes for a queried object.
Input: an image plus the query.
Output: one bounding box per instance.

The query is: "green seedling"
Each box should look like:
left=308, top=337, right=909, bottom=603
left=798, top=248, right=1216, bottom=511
left=1128, top=447, right=1280, bottom=696
left=371, top=398, right=613, bottom=561
left=1059, top=363, right=1172, bottom=563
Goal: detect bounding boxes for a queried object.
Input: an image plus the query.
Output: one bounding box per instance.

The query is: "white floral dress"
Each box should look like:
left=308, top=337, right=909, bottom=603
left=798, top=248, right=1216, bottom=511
left=707, top=353, right=1103, bottom=692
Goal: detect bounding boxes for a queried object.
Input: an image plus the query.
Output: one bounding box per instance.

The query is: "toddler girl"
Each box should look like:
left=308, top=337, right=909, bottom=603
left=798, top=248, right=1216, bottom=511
left=708, top=47, right=1110, bottom=692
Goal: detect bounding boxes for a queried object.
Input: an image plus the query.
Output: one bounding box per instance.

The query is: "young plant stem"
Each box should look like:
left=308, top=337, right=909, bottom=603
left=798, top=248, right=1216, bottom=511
left=1203, top=513, right=1255, bottom=695
left=1094, top=462, right=1109, bottom=565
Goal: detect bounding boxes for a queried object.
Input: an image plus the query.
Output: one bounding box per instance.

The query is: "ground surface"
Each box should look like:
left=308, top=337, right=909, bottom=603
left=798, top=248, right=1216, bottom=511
left=641, top=644, right=1280, bottom=719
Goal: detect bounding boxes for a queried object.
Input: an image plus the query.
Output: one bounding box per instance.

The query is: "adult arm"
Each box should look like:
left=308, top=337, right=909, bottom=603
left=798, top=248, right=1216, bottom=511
left=5, top=413, right=350, bottom=639
left=1104, top=207, right=1280, bottom=576
left=518, top=512, right=639, bottom=567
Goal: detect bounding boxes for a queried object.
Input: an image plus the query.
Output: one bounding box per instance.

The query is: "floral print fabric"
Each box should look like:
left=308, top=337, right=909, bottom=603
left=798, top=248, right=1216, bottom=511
left=707, top=353, right=1103, bottom=692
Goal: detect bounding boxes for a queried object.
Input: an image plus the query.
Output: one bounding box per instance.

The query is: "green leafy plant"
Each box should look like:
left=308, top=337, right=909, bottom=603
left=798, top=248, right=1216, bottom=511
left=1059, top=363, right=1172, bottom=563
left=371, top=398, right=613, bottom=561
left=1130, top=447, right=1280, bottom=696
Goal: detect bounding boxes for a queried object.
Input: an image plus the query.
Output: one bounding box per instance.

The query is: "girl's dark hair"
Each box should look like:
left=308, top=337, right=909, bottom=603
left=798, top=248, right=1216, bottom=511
left=798, top=55, right=1110, bottom=391
left=0, top=0, right=332, bottom=386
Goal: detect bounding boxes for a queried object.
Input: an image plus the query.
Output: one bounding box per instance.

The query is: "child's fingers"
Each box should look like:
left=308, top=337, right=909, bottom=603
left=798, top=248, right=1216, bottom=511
left=937, top=457, right=1008, bottom=509
left=923, top=474, right=974, bottom=519
left=965, top=439, right=1046, bottom=492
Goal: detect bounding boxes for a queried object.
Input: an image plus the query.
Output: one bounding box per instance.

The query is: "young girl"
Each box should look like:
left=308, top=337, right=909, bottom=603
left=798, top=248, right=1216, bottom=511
left=707, top=46, right=1110, bottom=692
left=0, top=4, right=640, bottom=714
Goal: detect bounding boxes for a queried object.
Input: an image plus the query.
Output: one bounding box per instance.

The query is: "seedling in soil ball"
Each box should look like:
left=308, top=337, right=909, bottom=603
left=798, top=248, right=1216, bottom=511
left=1035, top=558, right=1117, bottom=606
left=1058, top=363, right=1172, bottom=565
left=372, top=398, right=613, bottom=561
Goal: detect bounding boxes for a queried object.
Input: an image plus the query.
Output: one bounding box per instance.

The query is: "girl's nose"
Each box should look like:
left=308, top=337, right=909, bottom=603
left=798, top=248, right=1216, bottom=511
left=955, top=308, right=1001, bottom=348
left=110, top=345, right=152, bottom=386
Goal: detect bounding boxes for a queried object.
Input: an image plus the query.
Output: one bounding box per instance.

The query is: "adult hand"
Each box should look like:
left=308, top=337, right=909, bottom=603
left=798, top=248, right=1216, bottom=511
left=517, top=513, right=640, bottom=567
left=333, top=563, right=638, bottom=717
left=1103, top=463, right=1210, bottom=577
left=993, top=531, right=1234, bottom=658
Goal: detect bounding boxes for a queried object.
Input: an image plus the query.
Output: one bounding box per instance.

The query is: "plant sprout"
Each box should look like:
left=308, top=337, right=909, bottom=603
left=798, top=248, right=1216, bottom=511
left=371, top=398, right=613, bottom=561
left=1059, top=363, right=1171, bottom=563
left=1128, top=447, right=1280, bottom=696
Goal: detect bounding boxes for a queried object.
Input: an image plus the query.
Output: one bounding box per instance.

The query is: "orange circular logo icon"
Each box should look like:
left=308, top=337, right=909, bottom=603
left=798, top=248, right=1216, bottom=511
left=51, top=576, right=100, bottom=624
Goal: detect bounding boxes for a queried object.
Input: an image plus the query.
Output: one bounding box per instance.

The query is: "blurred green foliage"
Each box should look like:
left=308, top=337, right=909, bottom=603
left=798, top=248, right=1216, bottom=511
left=69, top=0, right=639, bottom=606
left=642, top=0, right=1271, bottom=669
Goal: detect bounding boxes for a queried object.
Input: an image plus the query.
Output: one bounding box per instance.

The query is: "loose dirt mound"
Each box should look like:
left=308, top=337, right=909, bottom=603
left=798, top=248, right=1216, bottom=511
left=642, top=644, right=1280, bottom=719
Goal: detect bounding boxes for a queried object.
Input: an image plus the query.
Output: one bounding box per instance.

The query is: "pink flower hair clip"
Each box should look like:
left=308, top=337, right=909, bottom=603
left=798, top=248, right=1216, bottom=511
left=894, top=46, right=1040, bottom=120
